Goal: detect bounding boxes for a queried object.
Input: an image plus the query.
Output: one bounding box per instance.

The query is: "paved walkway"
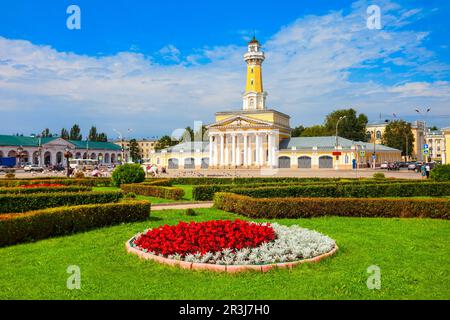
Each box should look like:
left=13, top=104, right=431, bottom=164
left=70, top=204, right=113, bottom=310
left=151, top=201, right=214, bottom=211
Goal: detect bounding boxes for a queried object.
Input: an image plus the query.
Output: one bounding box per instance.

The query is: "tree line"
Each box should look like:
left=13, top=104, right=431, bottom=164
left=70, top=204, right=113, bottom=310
left=37, top=125, right=108, bottom=142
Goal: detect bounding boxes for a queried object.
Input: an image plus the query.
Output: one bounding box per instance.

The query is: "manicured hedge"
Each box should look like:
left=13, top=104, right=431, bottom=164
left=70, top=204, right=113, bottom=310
left=0, top=177, right=111, bottom=188
left=144, top=177, right=344, bottom=186
left=230, top=182, right=450, bottom=199
left=0, top=185, right=92, bottom=195
left=213, top=192, right=449, bottom=219
left=0, top=200, right=151, bottom=247
left=0, top=191, right=123, bottom=214
left=192, top=179, right=431, bottom=200
left=121, top=184, right=184, bottom=200
left=142, top=179, right=173, bottom=186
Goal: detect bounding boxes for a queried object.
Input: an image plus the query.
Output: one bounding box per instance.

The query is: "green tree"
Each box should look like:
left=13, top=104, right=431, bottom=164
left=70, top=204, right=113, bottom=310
left=324, top=108, right=368, bottom=141
left=291, top=125, right=305, bottom=137
left=128, top=139, right=142, bottom=163
left=300, top=125, right=329, bottom=137
left=41, top=128, right=53, bottom=138
left=382, top=120, right=414, bottom=157
left=97, top=132, right=108, bottom=142
left=60, top=128, right=69, bottom=139
left=88, top=126, right=98, bottom=141
left=155, top=135, right=179, bottom=151
left=69, top=124, right=82, bottom=140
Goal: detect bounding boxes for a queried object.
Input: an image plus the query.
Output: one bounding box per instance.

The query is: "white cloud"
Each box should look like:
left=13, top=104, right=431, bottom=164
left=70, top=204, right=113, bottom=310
left=0, top=0, right=449, bottom=137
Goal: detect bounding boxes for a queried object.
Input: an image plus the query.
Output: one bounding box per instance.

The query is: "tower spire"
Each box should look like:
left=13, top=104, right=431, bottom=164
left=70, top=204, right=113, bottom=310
left=242, top=37, right=267, bottom=110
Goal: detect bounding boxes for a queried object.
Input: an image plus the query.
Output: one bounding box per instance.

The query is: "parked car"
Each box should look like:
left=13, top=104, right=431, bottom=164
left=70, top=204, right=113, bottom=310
left=388, top=162, right=400, bottom=170
left=380, top=162, right=389, bottom=169
left=408, top=162, right=423, bottom=171
left=0, top=165, right=14, bottom=173
left=24, top=164, right=44, bottom=172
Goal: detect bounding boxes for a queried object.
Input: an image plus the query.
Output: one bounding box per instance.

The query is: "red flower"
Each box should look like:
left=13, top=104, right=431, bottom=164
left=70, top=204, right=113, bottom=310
left=19, top=183, right=65, bottom=188
left=134, top=220, right=276, bottom=257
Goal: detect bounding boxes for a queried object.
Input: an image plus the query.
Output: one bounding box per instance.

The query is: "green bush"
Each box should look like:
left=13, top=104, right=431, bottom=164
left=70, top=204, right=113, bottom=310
left=121, top=184, right=184, bottom=200
left=430, top=164, right=450, bottom=181
left=184, top=208, right=197, bottom=216
left=192, top=179, right=432, bottom=200
left=0, top=177, right=111, bottom=188
left=0, top=191, right=123, bottom=214
left=0, top=200, right=150, bottom=247
left=112, top=164, right=145, bottom=187
left=230, top=182, right=450, bottom=199
left=373, top=172, right=385, bottom=179
left=213, top=192, right=449, bottom=219
left=0, top=185, right=92, bottom=195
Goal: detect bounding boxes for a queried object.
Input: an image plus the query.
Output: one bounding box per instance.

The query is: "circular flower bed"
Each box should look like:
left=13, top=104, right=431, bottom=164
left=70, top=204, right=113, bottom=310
left=19, top=183, right=65, bottom=188
left=127, top=220, right=337, bottom=272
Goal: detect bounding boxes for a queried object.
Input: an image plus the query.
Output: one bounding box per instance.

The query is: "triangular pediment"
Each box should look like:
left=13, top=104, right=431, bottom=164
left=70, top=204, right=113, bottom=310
left=208, top=115, right=274, bottom=128
left=42, top=138, right=76, bottom=148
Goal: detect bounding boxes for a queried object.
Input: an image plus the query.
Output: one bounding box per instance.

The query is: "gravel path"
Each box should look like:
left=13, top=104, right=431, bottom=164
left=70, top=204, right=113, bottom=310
left=151, top=201, right=214, bottom=211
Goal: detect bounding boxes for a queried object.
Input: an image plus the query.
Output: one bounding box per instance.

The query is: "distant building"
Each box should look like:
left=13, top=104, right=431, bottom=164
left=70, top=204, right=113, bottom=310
left=149, top=37, right=401, bottom=170
left=114, top=138, right=157, bottom=162
left=0, top=135, right=121, bottom=166
left=366, top=120, right=426, bottom=161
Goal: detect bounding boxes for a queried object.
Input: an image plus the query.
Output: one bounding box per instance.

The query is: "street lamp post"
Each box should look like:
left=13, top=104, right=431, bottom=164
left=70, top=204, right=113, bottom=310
left=16, top=146, right=24, bottom=168
left=334, top=116, right=346, bottom=170
left=64, top=147, right=72, bottom=177
left=113, top=128, right=132, bottom=164
left=415, top=107, right=431, bottom=161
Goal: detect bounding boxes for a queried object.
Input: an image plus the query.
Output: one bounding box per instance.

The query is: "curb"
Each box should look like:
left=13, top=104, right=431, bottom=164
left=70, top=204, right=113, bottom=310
left=125, top=236, right=338, bottom=273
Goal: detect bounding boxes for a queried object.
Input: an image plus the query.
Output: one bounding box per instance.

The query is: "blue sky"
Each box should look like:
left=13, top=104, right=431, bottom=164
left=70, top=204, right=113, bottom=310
left=0, top=0, right=449, bottom=139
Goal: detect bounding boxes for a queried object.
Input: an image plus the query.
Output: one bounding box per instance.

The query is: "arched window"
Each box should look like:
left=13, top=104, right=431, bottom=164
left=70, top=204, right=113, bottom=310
left=278, top=156, right=290, bottom=168
left=298, top=156, right=312, bottom=168
left=366, top=131, right=372, bottom=140
left=319, top=156, right=333, bottom=168
left=376, top=131, right=382, bottom=139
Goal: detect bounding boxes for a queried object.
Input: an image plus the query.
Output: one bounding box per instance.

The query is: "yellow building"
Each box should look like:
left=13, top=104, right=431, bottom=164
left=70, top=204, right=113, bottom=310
left=366, top=120, right=426, bottom=161
left=114, top=138, right=157, bottom=162
left=150, top=37, right=401, bottom=170
left=442, top=127, right=450, bottom=164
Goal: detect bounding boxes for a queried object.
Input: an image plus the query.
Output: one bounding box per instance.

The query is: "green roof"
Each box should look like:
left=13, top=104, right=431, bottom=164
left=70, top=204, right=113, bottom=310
left=0, top=135, right=120, bottom=150
left=67, top=140, right=121, bottom=151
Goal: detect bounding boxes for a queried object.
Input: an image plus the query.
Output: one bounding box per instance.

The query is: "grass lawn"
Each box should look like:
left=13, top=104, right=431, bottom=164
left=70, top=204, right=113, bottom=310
left=93, top=185, right=194, bottom=203
left=0, top=208, right=448, bottom=300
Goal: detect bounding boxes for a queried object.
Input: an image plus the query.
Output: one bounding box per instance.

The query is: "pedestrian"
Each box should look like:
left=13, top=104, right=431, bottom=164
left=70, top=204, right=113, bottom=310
left=420, top=164, right=426, bottom=179
left=425, top=163, right=431, bottom=179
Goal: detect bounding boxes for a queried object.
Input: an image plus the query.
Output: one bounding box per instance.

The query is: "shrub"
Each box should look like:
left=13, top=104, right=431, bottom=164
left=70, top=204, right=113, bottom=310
left=0, top=191, right=123, bottom=214
left=5, top=173, right=15, bottom=179
left=142, top=179, right=173, bottom=186
left=430, top=164, right=450, bottom=181
left=0, top=185, right=92, bottom=195
left=184, top=208, right=197, bottom=216
left=124, top=192, right=137, bottom=199
left=192, top=179, right=440, bottom=200
left=213, top=192, right=449, bottom=219
left=373, top=172, right=385, bottom=179
left=0, top=178, right=111, bottom=188
left=0, top=200, right=150, bottom=247
left=121, top=184, right=184, bottom=200
left=74, top=171, right=85, bottom=179
left=230, top=182, right=450, bottom=199
left=112, top=164, right=145, bottom=187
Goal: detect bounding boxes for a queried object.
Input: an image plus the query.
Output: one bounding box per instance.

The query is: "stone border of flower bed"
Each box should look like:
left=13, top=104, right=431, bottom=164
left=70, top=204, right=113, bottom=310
left=125, top=236, right=338, bottom=273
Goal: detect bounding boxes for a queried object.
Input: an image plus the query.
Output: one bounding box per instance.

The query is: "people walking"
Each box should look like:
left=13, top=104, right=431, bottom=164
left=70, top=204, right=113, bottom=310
left=425, top=163, right=431, bottom=179
left=420, top=164, right=427, bottom=179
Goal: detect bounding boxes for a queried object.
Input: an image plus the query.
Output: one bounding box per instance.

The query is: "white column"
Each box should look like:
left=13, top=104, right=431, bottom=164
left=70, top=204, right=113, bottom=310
left=209, top=135, right=213, bottom=167
left=224, top=134, right=229, bottom=166
left=236, top=134, right=241, bottom=166
left=255, top=134, right=259, bottom=166
left=231, top=133, right=236, bottom=166
left=268, top=133, right=273, bottom=167
left=243, top=134, right=248, bottom=166
left=220, top=134, right=224, bottom=166
left=259, top=133, right=265, bottom=166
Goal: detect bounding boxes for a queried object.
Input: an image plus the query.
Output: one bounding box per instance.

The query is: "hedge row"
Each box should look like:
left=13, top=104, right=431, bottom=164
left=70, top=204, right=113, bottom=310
left=0, top=191, right=123, bottom=214
left=142, top=179, right=173, bottom=186
left=230, top=182, right=450, bottom=199
left=0, top=185, right=92, bottom=195
left=192, top=179, right=431, bottom=200
left=0, top=177, right=112, bottom=187
left=121, top=184, right=184, bottom=200
left=0, top=200, right=151, bottom=247
left=213, top=192, right=449, bottom=219
left=144, top=177, right=345, bottom=186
